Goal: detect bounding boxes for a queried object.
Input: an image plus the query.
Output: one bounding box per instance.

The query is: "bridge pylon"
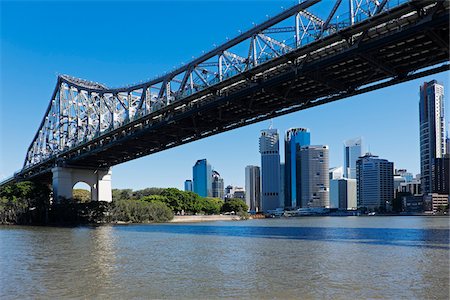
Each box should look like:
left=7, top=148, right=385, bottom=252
left=51, top=167, right=112, bottom=203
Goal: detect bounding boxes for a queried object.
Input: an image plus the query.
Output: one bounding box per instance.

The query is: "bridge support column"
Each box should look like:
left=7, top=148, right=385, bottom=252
left=51, top=167, right=112, bottom=203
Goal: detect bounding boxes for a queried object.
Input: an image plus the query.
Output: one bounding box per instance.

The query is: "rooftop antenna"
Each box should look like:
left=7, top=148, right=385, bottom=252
left=269, top=119, right=273, bottom=129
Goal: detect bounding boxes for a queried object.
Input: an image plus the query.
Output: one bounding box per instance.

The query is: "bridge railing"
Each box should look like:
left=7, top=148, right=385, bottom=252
left=23, top=0, right=412, bottom=169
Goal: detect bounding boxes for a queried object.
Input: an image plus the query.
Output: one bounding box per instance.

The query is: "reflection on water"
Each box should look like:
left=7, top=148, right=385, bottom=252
left=0, top=217, right=449, bottom=299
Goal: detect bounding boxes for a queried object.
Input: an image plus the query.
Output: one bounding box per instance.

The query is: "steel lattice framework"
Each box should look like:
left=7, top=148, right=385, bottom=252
left=16, top=0, right=449, bottom=181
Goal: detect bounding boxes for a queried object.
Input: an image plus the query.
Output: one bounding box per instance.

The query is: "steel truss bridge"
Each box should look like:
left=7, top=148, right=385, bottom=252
left=7, top=0, right=450, bottom=184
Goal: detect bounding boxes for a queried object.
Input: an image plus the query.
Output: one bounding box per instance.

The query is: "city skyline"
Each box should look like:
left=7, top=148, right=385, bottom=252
left=1, top=1, right=449, bottom=191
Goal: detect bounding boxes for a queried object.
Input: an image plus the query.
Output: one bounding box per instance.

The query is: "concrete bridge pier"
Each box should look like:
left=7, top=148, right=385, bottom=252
left=51, top=167, right=112, bottom=203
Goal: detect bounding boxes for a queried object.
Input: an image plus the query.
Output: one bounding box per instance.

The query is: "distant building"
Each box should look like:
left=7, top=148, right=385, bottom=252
left=401, top=195, right=424, bottom=213
left=233, top=187, right=245, bottom=200
left=193, top=159, right=212, bottom=197
left=394, top=175, right=407, bottom=199
left=432, top=157, right=449, bottom=195
left=300, top=145, right=330, bottom=208
left=395, top=169, right=414, bottom=182
left=212, top=170, right=224, bottom=199
left=423, top=193, right=449, bottom=212
left=184, top=180, right=193, bottom=192
left=279, top=163, right=285, bottom=208
left=329, top=166, right=344, bottom=180
left=245, top=165, right=261, bottom=212
left=344, top=137, right=362, bottom=179
left=330, top=178, right=357, bottom=210
left=259, top=128, right=281, bottom=211
left=398, top=180, right=421, bottom=196
left=419, top=80, right=446, bottom=194
left=356, top=153, right=394, bottom=211
left=284, top=128, right=310, bottom=208
left=224, top=185, right=234, bottom=198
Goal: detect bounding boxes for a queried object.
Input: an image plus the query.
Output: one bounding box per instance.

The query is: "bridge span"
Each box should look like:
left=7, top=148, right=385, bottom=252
left=2, top=0, right=449, bottom=202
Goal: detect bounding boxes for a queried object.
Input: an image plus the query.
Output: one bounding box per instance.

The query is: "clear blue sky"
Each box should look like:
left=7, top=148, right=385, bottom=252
left=1, top=1, right=448, bottom=190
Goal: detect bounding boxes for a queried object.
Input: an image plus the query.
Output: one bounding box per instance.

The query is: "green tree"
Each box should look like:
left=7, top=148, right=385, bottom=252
left=73, top=189, right=90, bottom=203
left=221, top=198, right=248, bottom=213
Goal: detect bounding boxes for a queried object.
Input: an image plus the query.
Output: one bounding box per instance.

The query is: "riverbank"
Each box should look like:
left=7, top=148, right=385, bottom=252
left=170, top=215, right=241, bottom=223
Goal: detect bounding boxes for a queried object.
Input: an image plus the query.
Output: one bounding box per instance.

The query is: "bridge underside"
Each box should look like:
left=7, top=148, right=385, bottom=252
left=19, top=0, right=449, bottom=182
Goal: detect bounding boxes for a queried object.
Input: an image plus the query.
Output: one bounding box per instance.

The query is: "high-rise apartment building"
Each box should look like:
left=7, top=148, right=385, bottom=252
left=259, top=128, right=281, bottom=211
left=433, top=157, right=449, bottom=195
left=356, top=153, right=394, bottom=211
left=300, top=145, right=330, bottom=208
left=212, top=170, right=224, bottom=199
left=419, top=80, right=446, bottom=194
left=193, top=159, right=212, bottom=197
left=344, top=137, right=362, bottom=179
left=184, top=180, right=193, bottom=192
left=245, top=165, right=261, bottom=212
left=284, top=128, right=310, bottom=208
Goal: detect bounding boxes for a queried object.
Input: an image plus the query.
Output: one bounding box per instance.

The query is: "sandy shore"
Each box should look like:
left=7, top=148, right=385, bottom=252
left=170, top=215, right=241, bottom=223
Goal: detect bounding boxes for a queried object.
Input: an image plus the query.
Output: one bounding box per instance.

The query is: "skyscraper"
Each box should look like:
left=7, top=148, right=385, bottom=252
left=259, top=128, right=281, bottom=211
left=193, top=159, right=212, bottom=197
left=245, top=165, right=261, bottom=212
left=419, top=80, right=445, bottom=194
left=184, top=180, right=193, bottom=192
left=356, top=153, right=394, bottom=211
left=284, top=128, right=310, bottom=208
left=344, top=137, right=362, bottom=179
left=300, top=145, right=330, bottom=208
left=212, top=170, right=224, bottom=199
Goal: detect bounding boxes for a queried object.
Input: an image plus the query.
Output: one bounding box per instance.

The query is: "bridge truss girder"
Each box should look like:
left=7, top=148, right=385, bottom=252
left=20, top=0, right=449, bottom=180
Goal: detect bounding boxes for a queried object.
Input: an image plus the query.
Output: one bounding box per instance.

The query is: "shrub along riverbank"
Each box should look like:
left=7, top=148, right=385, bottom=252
left=0, top=182, right=248, bottom=225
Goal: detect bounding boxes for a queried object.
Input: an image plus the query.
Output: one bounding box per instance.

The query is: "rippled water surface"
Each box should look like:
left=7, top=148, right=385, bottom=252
left=1, top=216, right=449, bottom=299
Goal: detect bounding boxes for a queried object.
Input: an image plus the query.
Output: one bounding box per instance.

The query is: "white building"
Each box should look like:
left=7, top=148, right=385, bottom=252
left=300, top=145, right=330, bottom=208
left=330, top=178, right=357, bottom=210
left=329, top=166, right=344, bottom=180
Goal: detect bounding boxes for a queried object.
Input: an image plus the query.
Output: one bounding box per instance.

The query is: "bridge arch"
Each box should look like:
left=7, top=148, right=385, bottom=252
left=52, top=167, right=112, bottom=203
left=72, top=181, right=92, bottom=203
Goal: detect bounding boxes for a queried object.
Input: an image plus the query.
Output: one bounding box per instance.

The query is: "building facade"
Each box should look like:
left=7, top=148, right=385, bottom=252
left=419, top=80, right=446, bottom=194
left=284, top=128, right=310, bottom=208
left=245, top=165, right=261, bottom=212
left=356, top=153, right=394, bottom=211
left=330, top=178, right=357, bottom=210
left=344, top=137, right=362, bottom=179
left=193, top=159, right=212, bottom=197
left=212, top=170, right=224, bottom=199
left=184, top=180, right=193, bottom=192
left=433, top=157, right=449, bottom=194
left=259, top=128, right=281, bottom=211
left=300, top=145, right=330, bottom=208
left=329, top=166, right=344, bottom=180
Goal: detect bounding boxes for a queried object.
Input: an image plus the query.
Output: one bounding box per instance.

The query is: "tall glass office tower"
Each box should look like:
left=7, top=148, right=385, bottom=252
left=419, top=80, right=446, bottom=194
left=344, top=137, right=362, bottom=179
left=356, top=153, right=394, bottom=211
left=259, top=128, right=281, bottom=212
left=284, top=128, right=310, bottom=208
left=193, top=159, right=212, bottom=197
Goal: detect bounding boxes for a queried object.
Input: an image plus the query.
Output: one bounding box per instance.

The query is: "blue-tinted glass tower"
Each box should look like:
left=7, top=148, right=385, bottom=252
left=259, top=128, right=281, bottom=211
left=193, top=159, right=212, bottom=197
left=284, top=128, right=310, bottom=208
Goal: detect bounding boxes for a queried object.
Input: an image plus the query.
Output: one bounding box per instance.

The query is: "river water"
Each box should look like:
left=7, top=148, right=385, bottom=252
left=1, top=216, right=449, bottom=299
